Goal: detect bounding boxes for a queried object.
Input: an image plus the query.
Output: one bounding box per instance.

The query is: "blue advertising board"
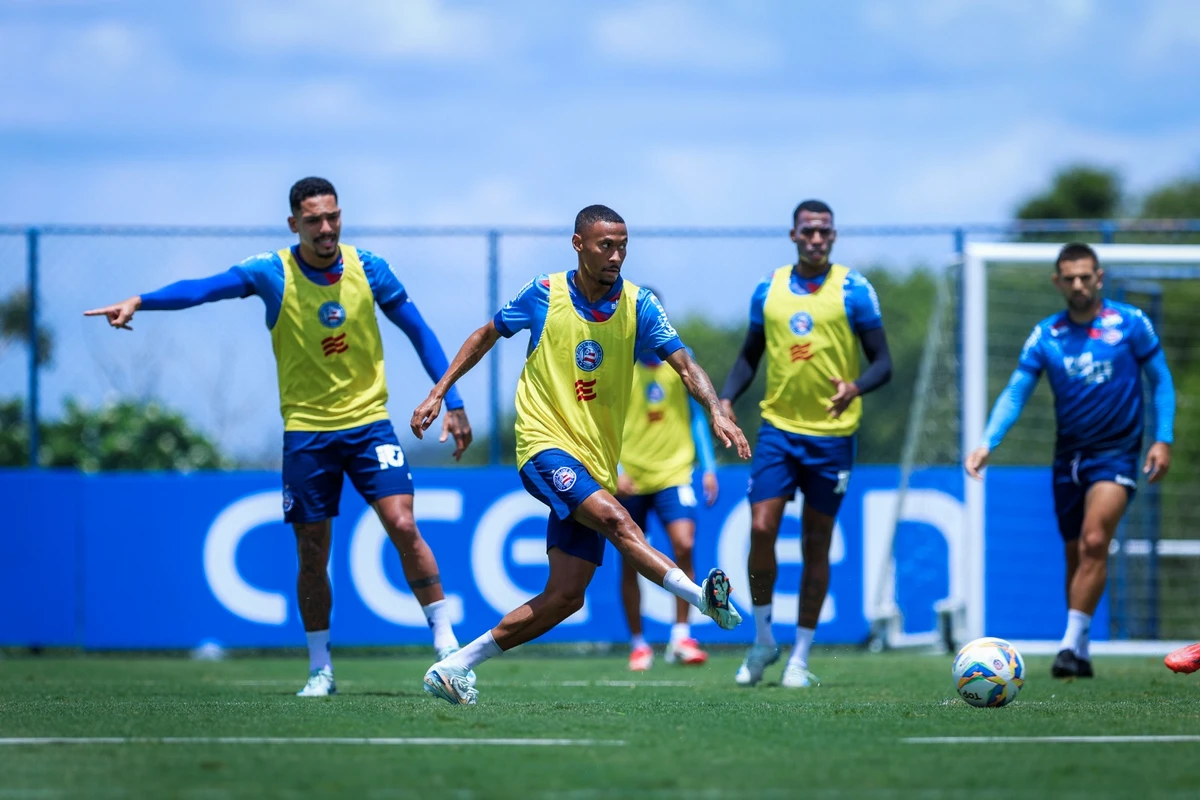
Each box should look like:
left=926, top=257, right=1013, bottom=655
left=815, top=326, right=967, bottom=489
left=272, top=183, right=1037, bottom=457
left=0, top=466, right=1103, bottom=649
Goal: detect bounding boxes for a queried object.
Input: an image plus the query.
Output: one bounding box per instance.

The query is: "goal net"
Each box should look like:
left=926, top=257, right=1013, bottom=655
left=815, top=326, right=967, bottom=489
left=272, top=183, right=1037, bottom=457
left=873, top=242, right=1200, bottom=652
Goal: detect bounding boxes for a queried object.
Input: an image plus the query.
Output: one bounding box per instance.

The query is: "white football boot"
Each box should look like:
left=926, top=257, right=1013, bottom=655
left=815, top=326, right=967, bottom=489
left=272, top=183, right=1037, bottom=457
left=434, top=645, right=477, bottom=686
left=734, top=644, right=781, bottom=686
left=296, top=666, right=337, bottom=697
left=423, top=661, right=478, bottom=706
left=781, top=663, right=820, bottom=688
left=698, top=568, right=742, bottom=630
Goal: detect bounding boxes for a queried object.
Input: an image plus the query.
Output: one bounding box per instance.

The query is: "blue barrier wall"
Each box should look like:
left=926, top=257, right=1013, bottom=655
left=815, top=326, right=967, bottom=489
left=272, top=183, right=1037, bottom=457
left=0, top=466, right=1103, bottom=649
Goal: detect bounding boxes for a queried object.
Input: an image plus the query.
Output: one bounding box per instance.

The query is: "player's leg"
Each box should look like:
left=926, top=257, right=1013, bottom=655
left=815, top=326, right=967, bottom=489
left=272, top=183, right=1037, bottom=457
left=781, top=434, right=853, bottom=688
left=372, top=494, right=460, bottom=657
left=657, top=486, right=707, bottom=666
left=738, top=425, right=799, bottom=684
left=424, top=541, right=598, bottom=705
left=346, top=421, right=461, bottom=659
left=283, top=431, right=344, bottom=697
left=1063, top=481, right=1129, bottom=676
left=571, top=490, right=740, bottom=629
left=617, top=494, right=654, bottom=671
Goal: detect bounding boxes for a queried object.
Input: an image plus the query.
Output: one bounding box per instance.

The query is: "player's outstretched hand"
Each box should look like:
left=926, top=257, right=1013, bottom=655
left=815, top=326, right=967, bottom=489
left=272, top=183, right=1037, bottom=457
left=441, top=407, right=473, bottom=462
left=720, top=399, right=738, bottom=425
left=965, top=446, right=990, bottom=480
left=826, top=376, right=860, bottom=419
left=83, top=296, right=141, bottom=330
left=410, top=393, right=443, bottom=440
left=702, top=471, right=719, bottom=506
left=712, top=415, right=751, bottom=460
left=1144, top=441, right=1171, bottom=484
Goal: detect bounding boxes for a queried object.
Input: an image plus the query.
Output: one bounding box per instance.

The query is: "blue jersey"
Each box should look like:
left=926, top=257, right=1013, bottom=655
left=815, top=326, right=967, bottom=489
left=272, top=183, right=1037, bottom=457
left=748, top=266, right=882, bottom=333
left=1018, top=300, right=1162, bottom=455
left=230, top=246, right=407, bottom=328
left=493, top=271, right=684, bottom=359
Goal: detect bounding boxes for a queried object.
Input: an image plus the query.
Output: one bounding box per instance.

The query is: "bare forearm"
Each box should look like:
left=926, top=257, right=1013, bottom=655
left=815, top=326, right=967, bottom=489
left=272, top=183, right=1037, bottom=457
left=669, top=351, right=724, bottom=419
left=432, top=322, right=500, bottom=399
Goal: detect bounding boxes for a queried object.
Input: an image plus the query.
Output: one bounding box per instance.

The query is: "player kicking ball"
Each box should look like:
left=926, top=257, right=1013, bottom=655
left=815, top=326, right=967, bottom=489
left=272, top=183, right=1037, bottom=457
left=967, top=243, right=1175, bottom=679
left=412, top=205, right=749, bottom=705
left=616, top=315, right=720, bottom=671
left=86, top=178, right=473, bottom=697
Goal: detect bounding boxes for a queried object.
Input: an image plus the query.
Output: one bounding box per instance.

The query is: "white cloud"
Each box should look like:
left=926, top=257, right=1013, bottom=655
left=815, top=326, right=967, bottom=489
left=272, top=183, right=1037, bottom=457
left=591, top=2, right=780, bottom=72
left=232, top=0, right=499, bottom=62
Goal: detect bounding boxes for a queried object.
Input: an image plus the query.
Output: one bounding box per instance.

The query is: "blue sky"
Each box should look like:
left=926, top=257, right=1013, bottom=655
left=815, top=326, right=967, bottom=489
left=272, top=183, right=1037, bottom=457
left=2, top=0, right=1199, bottom=461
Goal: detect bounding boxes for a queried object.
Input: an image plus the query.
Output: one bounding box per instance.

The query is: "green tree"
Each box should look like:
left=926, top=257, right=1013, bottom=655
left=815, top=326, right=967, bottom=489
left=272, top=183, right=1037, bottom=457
left=1016, top=164, right=1123, bottom=221
left=0, top=397, right=228, bottom=471
left=0, top=289, right=54, bottom=367
left=1140, top=176, right=1200, bottom=218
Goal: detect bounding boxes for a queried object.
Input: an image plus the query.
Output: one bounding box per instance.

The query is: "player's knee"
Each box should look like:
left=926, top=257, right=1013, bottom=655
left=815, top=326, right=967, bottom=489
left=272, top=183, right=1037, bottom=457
left=750, top=523, right=776, bottom=550
left=1079, top=528, right=1110, bottom=562
left=549, top=586, right=587, bottom=618
left=383, top=512, right=420, bottom=546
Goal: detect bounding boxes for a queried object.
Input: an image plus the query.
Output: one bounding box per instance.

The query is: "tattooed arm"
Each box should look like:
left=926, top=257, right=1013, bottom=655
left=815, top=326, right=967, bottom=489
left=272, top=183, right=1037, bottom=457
left=664, top=347, right=751, bottom=460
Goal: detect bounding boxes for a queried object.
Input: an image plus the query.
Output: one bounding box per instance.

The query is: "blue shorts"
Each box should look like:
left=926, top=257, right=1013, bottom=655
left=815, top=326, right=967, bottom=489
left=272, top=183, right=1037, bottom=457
left=619, top=485, right=698, bottom=532
left=519, top=449, right=607, bottom=565
left=281, top=420, right=414, bottom=524
left=1052, top=449, right=1139, bottom=541
left=748, top=423, right=855, bottom=516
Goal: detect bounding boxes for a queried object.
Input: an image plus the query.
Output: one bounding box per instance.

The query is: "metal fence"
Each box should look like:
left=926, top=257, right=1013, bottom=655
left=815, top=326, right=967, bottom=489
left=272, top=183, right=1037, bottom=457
left=3, top=219, right=1200, bottom=468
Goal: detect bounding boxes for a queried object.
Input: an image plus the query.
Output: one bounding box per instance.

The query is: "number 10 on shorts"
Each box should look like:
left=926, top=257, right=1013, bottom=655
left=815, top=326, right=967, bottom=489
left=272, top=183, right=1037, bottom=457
left=375, top=445, right=405, bottom=470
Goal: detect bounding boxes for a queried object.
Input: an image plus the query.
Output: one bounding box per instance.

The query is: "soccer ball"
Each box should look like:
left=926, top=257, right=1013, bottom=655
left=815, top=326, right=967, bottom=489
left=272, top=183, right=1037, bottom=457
left=952, top=637, right=1025, bottom=708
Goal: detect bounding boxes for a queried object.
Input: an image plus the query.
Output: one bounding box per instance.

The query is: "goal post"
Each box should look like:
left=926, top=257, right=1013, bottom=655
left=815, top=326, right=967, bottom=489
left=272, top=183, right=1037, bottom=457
left=962, top=242, right=1200, bottom=646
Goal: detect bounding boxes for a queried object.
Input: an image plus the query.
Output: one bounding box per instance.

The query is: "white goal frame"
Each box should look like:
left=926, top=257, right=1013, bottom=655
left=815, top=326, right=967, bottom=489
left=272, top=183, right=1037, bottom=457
left=962, top=243, right=1200, bottom=643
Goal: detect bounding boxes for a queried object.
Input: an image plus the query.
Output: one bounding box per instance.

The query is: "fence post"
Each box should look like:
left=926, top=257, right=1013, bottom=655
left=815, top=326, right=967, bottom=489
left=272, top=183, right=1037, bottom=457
left=26, top=227, right=40, bottom=468
left=487, top=230, right=501, bottom=465
left=1101, top=221, right=1115, bottom=244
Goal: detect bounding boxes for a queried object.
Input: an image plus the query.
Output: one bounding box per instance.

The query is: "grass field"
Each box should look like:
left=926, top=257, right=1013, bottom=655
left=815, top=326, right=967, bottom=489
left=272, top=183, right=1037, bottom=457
left=1, top=649, right=1198, bottom=798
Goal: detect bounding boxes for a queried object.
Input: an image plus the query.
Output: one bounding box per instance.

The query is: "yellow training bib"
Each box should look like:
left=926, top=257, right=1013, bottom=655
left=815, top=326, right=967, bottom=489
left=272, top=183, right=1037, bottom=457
left=760, top=263, right=861, bottom=436
left=270, top=244, right=389, bottom=432
left=514, top=272, right=639, bottom=493
left=620, top=360, right=695, bottom=495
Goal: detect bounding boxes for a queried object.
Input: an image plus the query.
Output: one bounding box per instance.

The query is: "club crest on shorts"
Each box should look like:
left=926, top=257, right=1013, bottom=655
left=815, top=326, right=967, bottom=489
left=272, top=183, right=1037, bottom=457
left=575, top=340, right=604, bottom=372
left=318, top=301, right=347, bottom=328
left=282, top=488, right=295, bottom=513
left=552, top=466, right=578, bottom=492
left=789, top=311, right=814, bottom=336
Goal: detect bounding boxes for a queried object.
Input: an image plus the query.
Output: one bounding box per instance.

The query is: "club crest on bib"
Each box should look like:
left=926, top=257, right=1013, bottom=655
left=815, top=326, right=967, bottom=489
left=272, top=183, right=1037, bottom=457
left=575, top=340, right=604, bottom=372
left=318, top=301, right=347, bottom=328
left=789, top=311, right=814, bottom=336
left=552, top=466, right=578, bottom=492
left=646, top=382, right=665, bottom=403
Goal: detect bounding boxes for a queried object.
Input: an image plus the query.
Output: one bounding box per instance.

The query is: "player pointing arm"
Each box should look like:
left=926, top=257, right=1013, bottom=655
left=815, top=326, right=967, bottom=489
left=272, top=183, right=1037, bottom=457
left=85, top=177, right=474, bottom=697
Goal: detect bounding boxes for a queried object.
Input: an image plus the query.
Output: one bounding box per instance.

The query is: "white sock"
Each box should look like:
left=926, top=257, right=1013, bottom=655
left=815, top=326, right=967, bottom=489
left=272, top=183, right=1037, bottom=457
left=670, top=623, right=690, bottom=644
left=1061, top=609, right=1091, bottom=659
left=788, top=626, right=816, bottom=669
left=422, top=599, right=459, bottom=653
left=444, top=631, right=502, bottom=671
left=753, top=604, right=776, bottom=647
left=306, top=629, right=331, bottom=672
left=662, top=568, right=703, bottom=607
left=631, top=634, right=649, bottom=651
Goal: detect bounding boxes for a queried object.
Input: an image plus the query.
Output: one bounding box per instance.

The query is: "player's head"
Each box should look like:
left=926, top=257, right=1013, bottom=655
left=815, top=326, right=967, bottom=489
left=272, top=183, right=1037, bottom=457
left=288, top=177, right=341, bottom=261
left=1052, top=242, right=1103, bottom=313
left=572, top=205, right=628, bottom=286
left=790, top=199, right=836, bottom=267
